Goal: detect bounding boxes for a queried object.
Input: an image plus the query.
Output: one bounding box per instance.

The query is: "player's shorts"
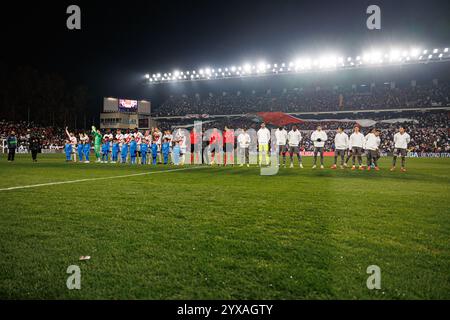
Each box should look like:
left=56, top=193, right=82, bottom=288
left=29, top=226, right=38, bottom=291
left=314, top=147, right=324, bottom=154
left=288, top=146, right=300, bottom=155
left=335, top=149, right=346, bottom=157
left=72, top=145, right=76, bottom=153
left=351, top=147, right=363, bottom=156
left=278, top=145, right=288, bottom=154
left=224, top=143, right=234, bottom=153
left=393, top=148, right=407, bottom=157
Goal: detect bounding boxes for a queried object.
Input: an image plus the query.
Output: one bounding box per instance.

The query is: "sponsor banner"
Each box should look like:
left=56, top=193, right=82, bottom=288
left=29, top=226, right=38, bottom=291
left=300, top=151, right=335, bottom=157
left=407, top=152, right=450, bottom=158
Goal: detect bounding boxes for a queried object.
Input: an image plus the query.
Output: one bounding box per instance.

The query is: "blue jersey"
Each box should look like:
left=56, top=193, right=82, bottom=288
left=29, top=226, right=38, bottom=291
left=101, top=142, right=110, bottom=153
left=130, top=141, right=137, bottom=153
left=140, top=143, right=148, bottom=153
left=112, top=143, right=119, bottom=154
left=64, top=144, right=72, bottom=154
left=151, top=143, right=158, bottom=156
left=121, top=144, right=128, bottom=153
left=162, top=142, right=170, bottom=154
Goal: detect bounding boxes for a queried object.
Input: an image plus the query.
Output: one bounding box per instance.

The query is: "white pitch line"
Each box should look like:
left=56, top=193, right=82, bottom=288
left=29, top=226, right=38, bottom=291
left=0, top=166, right=208, bottom=192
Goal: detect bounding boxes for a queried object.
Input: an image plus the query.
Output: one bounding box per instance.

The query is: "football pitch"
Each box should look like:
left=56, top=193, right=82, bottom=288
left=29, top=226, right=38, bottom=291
left=0, top=154, right=449, bottom=299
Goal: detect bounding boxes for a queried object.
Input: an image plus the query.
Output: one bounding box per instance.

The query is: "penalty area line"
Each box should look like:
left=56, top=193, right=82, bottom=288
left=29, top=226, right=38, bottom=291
left=0, top=166, right=207, bottom=192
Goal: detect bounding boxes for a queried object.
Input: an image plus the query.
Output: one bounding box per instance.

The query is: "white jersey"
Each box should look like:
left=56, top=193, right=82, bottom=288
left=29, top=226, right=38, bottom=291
left=287, top=130, right=302, bottom=146
left=275, top=129, right=288, bottom=145
left=311, top=130, right=328, bottom=148
left=365, top=133, right=380, bottom=151
left=334, top=132, right=349, bottom=150
left=153, top=131, right=162, bottom=145
left=237, top=133, right=251, bottom=148
left=103, top=133, right=113, bottom=140
left=134, top=131, right=144, bottom=144
left=349, top=132, right=365, bottom=149
left=394, top=132, right=411, bottom=149
left=257, top=128, right=271, bottom=145
left=69, top=136, right=77, bottom=146
left=162, top=134, right=173, bottom=144
left=144, top=134, right=152, bottom=144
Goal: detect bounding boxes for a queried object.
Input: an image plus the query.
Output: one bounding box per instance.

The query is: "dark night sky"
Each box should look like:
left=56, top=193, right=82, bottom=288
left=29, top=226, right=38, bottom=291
left=1, top=0, right=449, bottom=102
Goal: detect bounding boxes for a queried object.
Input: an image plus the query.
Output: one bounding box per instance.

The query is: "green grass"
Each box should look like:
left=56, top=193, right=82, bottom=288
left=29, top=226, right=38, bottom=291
left=0, top=154, right=449, bottom=299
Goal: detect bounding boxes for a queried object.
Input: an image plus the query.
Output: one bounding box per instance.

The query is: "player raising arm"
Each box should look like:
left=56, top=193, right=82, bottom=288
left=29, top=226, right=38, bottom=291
left=65, top=127, right=78, bottom=162
left=391, top=126, right=411, bottom=172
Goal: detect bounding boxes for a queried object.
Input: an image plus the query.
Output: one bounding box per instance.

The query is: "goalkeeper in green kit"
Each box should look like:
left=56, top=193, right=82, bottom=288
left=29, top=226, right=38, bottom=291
left=92, top=126, right=103, bottom=163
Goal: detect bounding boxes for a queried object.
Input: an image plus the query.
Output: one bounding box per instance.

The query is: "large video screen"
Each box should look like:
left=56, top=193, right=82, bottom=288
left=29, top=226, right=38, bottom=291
left=118, top=99, right=138, bottom=112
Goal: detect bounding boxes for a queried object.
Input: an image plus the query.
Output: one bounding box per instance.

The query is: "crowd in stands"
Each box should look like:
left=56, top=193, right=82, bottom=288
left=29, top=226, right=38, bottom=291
left=153, top=83, right=450, bottom=116
left=0, top=120, right=65, bottom=150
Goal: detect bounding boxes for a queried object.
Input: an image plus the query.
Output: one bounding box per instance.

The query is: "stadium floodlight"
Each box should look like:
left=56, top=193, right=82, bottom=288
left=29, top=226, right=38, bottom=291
left=389, top=49, right=401, bottom=62
left=149, top=78, right=153, bottom=82
left=218, top=68, right=222, bottom=72
left=173, top=70, right=180, bottom=77
left=145, top=74, right=150, bottom=79
left=423, top=49, right=428, bottom=54
left=230, top=66, right=236, bottom=72
left=410, top=48, right=421, bottom=58
left=243, top=64, right=251, bottom=72
left=199, top=69, right=204, bottom=75
left=428, top=54, right=433, bottom=59
left=439, top=53, right=443, bottom=58
left=419, top=55, right=423, bottom=60
left=445, top=48, right=449, bottom=53
left=163, top=73, right=167, bottom=77
left=205, top=68, right=211, bottom=75
left=224, top=68, right=229, bottom=72
left=433, top=48, right=439, bottom=53
left=257, top=61, right=266, bottom=72
left=356, top=56, right=361, bottom=61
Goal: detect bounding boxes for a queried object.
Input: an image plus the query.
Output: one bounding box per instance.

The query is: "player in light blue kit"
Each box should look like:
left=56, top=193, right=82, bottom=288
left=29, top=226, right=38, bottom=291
left=64, top=140, right=72, bottom=162
left=101, top=139, right=110, bottom=163
left=140, top=141, right=149, bottom=164
left=172, top=141, right=181, bottom=165
left=151, top=142, right=158, bottom=165
left=111, top=139, right=119, bottom=163
left=161, top=138, right=171, bottom=165
left=129, top=137, right=137, bottom=164
left=121, top=141, right=128, bottom=164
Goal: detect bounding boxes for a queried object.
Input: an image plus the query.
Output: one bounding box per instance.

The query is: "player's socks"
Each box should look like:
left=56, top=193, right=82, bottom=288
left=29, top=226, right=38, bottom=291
left=401, top=167, right=407, bottom=172
left=390, top=167, right=396, bottom=171
left=351, top=165, right=356, bottom=170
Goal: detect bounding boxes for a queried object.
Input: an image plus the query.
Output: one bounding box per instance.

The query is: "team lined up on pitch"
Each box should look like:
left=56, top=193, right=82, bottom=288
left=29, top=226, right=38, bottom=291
left=63, top=123, right=411, bottom=171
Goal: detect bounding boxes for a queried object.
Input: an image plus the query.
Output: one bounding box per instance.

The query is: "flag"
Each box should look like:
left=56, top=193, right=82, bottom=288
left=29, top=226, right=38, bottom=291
left=256, top=112, right=304, bottom=127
